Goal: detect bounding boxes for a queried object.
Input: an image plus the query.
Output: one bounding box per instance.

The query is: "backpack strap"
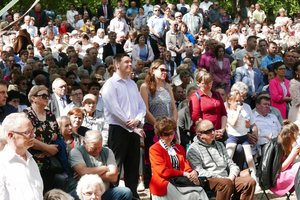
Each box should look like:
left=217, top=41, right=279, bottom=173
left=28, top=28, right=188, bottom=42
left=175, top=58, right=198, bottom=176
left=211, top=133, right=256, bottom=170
left=195, top=91, right=201, bottom=101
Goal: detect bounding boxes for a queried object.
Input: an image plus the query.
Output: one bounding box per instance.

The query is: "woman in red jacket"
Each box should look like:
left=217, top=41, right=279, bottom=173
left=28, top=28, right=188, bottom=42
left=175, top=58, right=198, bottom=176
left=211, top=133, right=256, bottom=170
left=149, top=117, right=208, bottom=200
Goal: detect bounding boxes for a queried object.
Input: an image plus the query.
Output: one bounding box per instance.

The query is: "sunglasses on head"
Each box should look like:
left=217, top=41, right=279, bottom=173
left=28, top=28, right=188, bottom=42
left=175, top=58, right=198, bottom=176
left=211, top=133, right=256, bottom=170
left=198, top=127, right=215, bottom=134
left=162, top=131, right=175, bottom=136
left=35, top=94, right=50, bottom=99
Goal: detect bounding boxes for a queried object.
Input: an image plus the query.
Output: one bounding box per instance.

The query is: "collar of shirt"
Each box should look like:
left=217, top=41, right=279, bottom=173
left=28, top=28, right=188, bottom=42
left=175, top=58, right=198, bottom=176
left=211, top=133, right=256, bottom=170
left=244, top=64, right=253, bottom=70
left=112, top=72, right=131, bottom=83
left=3, top=144, right=32, bottom=163
left=254, top=111, right=270, bottom=118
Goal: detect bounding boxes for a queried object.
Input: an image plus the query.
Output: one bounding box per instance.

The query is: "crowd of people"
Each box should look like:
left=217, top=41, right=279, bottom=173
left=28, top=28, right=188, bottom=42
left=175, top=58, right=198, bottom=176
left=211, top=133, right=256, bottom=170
left=2, top=0, right=300, bottom=199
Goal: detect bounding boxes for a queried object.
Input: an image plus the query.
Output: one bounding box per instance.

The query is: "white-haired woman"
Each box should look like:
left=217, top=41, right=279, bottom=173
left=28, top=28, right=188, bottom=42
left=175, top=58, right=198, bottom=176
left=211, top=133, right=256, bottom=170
left=275, top=8, right=289, bottom=26
left=76, top=174, right=105, bottom=200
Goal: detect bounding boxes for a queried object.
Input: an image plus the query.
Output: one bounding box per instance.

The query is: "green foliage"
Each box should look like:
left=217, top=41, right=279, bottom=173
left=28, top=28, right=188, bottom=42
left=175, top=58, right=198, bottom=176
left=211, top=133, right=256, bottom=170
left=1, top=0, right=299, bottom=18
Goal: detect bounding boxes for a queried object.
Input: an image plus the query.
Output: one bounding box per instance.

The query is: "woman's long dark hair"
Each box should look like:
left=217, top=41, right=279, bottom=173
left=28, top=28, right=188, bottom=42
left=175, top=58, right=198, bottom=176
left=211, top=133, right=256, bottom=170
left=145, top=59, right=166, bottom=98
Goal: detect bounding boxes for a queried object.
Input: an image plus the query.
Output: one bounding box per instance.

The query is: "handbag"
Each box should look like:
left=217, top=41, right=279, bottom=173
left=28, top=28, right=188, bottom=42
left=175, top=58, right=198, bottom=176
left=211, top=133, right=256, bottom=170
left=49, top=156, right=64, bottom=174
left=169, top=176, right=208, bottom=194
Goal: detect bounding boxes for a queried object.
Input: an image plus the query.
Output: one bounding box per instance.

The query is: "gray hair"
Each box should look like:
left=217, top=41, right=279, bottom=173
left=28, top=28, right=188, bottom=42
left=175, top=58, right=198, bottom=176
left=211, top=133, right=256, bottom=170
left=76, top=174, right=105, bottom=200
left=186, top=83, right=198, bottom=97
left=2, top=113, right=28, bottom=138
left=44, top=189, right=74, bottom=200
left=84, top=130, right=103, bottom=144
left=231, top=82, right=249, bottom=94
left=26, top=58, right=35, bottom=64
left=52, top=78, right=66, bottom=90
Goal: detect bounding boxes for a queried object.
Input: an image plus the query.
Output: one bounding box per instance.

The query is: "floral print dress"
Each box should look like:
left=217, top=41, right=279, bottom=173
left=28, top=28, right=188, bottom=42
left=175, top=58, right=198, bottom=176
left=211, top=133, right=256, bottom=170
left=23, top=107, right=59, bottom=171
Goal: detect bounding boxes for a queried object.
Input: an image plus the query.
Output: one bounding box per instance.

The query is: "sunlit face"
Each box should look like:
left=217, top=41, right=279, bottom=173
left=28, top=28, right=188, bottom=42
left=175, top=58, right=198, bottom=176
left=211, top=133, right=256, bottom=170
left=153, top=64, right=168, bottom=80
left=70, top=114, right=83, bottom=129
left=83, top=98, right=97, bottom=114
left=85, top=140, right=103, bottom=157
left=81, top=183, right=102, bottom=200
left=62, top=118, right=73, bottom=136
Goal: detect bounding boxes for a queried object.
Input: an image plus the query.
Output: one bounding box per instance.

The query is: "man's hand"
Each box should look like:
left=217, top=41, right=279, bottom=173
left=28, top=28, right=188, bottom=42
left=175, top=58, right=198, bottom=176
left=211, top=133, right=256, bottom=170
left=215, top=129, right=224, bottom=140
left=250, top=93, right=257, bottom=100
left=133, top=128, right=146, bottom=139
left=248, top=133, right=258, bottom=144
left=126, top=119, right=140, bottom=129
left=74, top=172, right=81, bottom=181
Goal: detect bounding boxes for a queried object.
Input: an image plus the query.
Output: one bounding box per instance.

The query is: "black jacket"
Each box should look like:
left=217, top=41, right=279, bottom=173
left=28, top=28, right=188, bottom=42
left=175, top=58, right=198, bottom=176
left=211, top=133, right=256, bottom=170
left=257, top=137, right=283, bottom=189
left=102, top=43, right=125, bottom=62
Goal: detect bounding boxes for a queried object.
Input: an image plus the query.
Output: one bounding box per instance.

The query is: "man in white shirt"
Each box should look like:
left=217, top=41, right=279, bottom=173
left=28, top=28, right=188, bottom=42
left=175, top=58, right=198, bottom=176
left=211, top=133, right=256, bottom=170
left=177, top=0, right=191, bottom=13
left=253, top=96, right=281, bottom=154
left=101, top=54, right=146, bottom=199
left=66, top=4, right=79, bottom=26
left=0, top=113, right=43, bottom=200
left=21, top=16, right=38, bottom=38
left=200, top=0, right=213, bottom=14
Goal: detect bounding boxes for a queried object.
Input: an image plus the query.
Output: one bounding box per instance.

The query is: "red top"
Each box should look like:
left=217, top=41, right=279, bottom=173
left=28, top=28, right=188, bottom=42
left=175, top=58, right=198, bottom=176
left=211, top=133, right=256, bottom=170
left=189, top=89, right=227, bottom=133
left=149, top=142, right=193, bottom=196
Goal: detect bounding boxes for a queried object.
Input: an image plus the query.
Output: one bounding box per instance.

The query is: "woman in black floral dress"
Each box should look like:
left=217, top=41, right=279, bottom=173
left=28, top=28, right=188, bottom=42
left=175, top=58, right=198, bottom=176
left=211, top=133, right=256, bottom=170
left=23, top=85, right=60, bottom=194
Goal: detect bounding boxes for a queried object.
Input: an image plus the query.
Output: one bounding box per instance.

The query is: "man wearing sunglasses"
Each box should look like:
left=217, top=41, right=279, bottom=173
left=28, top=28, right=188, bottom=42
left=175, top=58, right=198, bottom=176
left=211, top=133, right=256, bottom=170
left=187, top=119, right=256, bottom=200
left=0, top=113, right=43, bottom=199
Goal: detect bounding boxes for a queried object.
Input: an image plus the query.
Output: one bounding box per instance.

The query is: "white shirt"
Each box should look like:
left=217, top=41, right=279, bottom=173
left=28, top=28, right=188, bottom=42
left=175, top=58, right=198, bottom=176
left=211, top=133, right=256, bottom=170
left=177, top=4, right=190, bottom=12
left=0, top=145, right=43, bottom=200
left=21, top=24, right=37, bottom=38
left=54, top=93, right=67, bottom=117
left=199, top=1, right=213, bottom=12
left=101, top=73, right=146, bottom=132
left=253, top=111, right=281, bottom=139
left=76, top=19, right=84, bottom=29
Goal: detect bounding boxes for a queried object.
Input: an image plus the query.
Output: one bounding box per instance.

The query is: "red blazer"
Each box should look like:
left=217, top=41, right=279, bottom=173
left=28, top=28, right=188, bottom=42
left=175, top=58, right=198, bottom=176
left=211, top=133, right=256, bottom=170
left=149, top=142, right=193, bottom=196
left=269, top=77, right=290, bottom=119
left=209, top=57, right=231, bottom=94
left=189, top=89, right=227, bottom=133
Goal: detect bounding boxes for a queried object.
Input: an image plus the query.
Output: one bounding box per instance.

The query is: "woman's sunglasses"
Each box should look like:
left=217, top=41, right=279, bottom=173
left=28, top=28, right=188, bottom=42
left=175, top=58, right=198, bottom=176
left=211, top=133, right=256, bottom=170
left=35, top=94, right=50, bottom=99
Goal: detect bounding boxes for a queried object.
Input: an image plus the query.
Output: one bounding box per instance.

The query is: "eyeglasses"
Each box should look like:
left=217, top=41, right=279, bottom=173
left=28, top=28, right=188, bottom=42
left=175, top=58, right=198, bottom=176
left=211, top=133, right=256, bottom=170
left=162, top=131, right=175, bottom=136
left=214, top=4, right=219, bottom=6
left=154, top=9, right=160, bottom=12
left=71, top=93, right=83, bottom=96
left=175, top=16, right=182, bottom=18
left=12, top=127, right=36, bottom=136
left=246, top=57, right=254, bottom=60
left=198, top=127, right=215, bottom=134
left=158, top=68, right=169, bottom=73
left=277, top=67, right=286, bottom=71
left=35, top=94, right=50, bottom=99
left=10, top=100, right=20, bottom=104
left=8, top=60, right=15, bottom=62
left=20, top=82, right=28, bottom=86
left=199, top=34, right=204, bottom=36
left=81, top=83, right=89, bottom=86
left=174, top=24, right=178, bottom=26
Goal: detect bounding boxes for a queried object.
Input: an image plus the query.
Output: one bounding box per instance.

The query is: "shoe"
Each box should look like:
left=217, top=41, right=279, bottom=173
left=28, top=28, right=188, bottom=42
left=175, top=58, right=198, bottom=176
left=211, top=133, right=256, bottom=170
left=119, top=180, right=125, bottom=187
left=137, top=181, right=145, bottom=192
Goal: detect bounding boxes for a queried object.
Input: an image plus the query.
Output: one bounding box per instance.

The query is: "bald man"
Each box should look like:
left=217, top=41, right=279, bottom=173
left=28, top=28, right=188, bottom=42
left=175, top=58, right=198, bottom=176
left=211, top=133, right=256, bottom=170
left=187, top=119, right=256, bottom=199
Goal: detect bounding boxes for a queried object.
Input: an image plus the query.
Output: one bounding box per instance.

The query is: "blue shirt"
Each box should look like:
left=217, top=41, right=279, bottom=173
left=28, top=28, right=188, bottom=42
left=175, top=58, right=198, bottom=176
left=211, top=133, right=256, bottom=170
left=261, top=55, right=283, bottom=69
left=143, top=4, right=154, bottom=15
left=139, top=46, right=148, bottom=61
left=0, top=104, right=17, bottom=122
left=285, top=66, right=292, bottom=80
left=110, top=43, right=117, bottom=55
left=126, top=7, right=138, bottom=17
left=148, top=15, right=168, bottom=35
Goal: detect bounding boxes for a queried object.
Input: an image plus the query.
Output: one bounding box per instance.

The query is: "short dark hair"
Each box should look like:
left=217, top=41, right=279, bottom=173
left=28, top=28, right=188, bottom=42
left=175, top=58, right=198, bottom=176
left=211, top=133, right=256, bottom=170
left=7, top=90, right=20, bottom=102
left=247, top=35, right=257, bottom=43
left=88, top=82, right=101, bottom=91
left=69, top=85, right=83, bottom=95
left=113, top=53, right=130, bottom=66
left=66, top=71, right=77, bottom=78
left=256, top=95, right=271, bottom=105
left=273, top=61, right=285, bottom=71
left=292, top=60, right=300, bottom=79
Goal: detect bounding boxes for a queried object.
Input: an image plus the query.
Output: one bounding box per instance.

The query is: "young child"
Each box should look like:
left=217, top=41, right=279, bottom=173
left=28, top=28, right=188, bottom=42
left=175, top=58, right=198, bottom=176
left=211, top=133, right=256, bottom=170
left=226, top=91, right=257, bottom=182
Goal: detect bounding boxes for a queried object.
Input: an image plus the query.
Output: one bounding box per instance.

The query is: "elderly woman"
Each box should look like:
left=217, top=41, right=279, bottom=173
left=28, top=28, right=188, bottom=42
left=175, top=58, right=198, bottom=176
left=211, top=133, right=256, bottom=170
left=132, top=34, right=154, bottom=68
left=149, top=117, right=208, bottom=200
left=269, top=61, right=292, bottom=119
left=68, top=107, right=89, bottom=137
left=189, top=69, right=227, bottom=140
left=275, top=8, right=289, bottom=26
left=76, top=174, right=105, bottom=200
left=23, top=85, right=60, bottom=193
